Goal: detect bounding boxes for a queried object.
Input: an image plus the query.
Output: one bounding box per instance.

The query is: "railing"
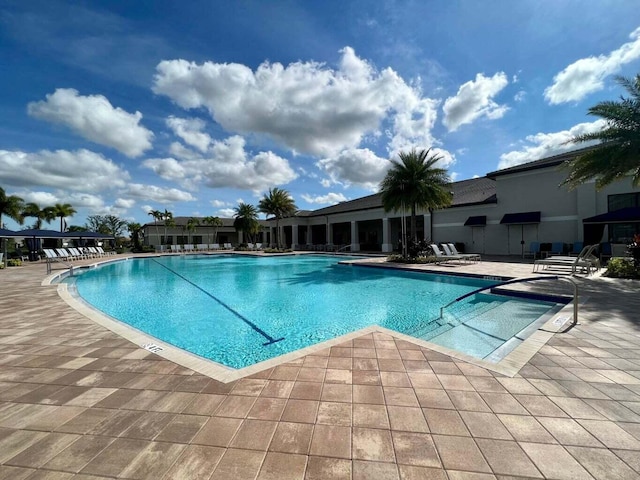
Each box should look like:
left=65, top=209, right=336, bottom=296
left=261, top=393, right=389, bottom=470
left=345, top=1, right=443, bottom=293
left=439, top=275, right=579, bottom=333
left=45, top=256, right=74, bottom=275
left=335, top=245, right=352, bottom=254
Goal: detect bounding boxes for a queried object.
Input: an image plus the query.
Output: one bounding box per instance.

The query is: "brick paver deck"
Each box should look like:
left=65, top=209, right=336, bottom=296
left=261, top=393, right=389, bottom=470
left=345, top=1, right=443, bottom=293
left=1, top=255, right=639, bottom=479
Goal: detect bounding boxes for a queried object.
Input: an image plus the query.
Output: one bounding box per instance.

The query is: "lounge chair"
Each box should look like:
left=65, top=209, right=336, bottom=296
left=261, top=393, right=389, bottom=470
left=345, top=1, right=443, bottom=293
left=170, top=245, right=180, bottom=253
left=87, top=247, right=102, bottom=257
left=223, top=243, right=233, bottom=250
left=247, top=243, right=254, bottom=250
left=430, top=244, right=463, bottom=264
left=196, top=243, right=208, bottom=251
left=255, top=243, right=262, bottom=250
left=184, top=244, right=194, bottom=253
left=526, top=242, right=541, bottom=259
left=447, top=243, right=480, bottom=262
left=440, top=244, right=468, bottom=263
left=69, top=247, right=89, bottom=259
left=55, top=248, right=73, bottom=260
left=533, top=244, right=599, bottom=274
left=210, top=243, right=220, bottom=250
left=97, top=246, right=115, bottom=256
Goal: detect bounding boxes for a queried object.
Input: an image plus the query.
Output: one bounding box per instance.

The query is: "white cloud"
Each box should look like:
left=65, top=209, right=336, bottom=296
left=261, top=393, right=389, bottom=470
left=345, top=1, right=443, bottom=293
left=217, top=208, right=236, bottom=218
left=498, top=119, right=606, bottom=169
left=15, top=190, right=60, bottom=206
left=514, top=90, right=526, bottom=102
left=301, top=192, right=349, bottom=205
left=450, top=172, right=459, bottom=181
left=144, top=135, right=297, bottom=192
left=166, top=116, right=212, bottom=152
left=0, top=148, right=129, bottom=191
left=320, top=178, right=332, bottom=188
left=125, top=184, right=196, bottom=203
left=114, top=198, right=135, bottom=209
left=153, top=47, right=439, bottom=157
left=210, top=199, right=230, bottom=207
left=317, top=148, right=390, bottom=190
left=442, top=72, right=509, bottom=131
left=141, top=205, right=153, bottom=214
left=27, top=88, right=153, bottom=157
left=544, top=27, right=640, bottom=105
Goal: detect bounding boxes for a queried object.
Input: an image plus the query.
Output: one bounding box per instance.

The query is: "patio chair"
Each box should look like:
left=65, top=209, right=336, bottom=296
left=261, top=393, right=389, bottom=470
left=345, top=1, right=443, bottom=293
left=210, top=243, right=220, bottom=250
left=184, top=244, right=194, bottom=253
left=441, top=244, right=468, bottom=263
left=97, top=246, right=115, bottom=256
left=526, top=242, right=541, bottom=259
left=533, top=244, right=599, bottom=274
left=196, top=243, right=207, bottom=251
left=223, top=243, right=233, bottom=250
left=430, top=244, right=462, bottom=264
left=55, top=248, right=73, bottom=260
left=447, top=243, right=481, bottom=262
left=255, top=243, right=262, bottom=250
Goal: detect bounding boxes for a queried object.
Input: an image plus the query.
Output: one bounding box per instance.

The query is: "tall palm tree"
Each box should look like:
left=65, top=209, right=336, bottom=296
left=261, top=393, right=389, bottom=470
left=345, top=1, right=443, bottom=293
left=22, top=203, right=56, bottom=229
left=162, top=210, right=173, bottom=245
left=0, top=187, right=24, bottom=228
left=53, top=203, right=76, bottom=232
left=380, top=148, right=452, bottom=242
left=258, top=188, right=297, bottom=248
left=234, top=203, right=260, bottom=244
left=202, top=215, right=223, bottom=244
left=148, top=209, right=162, bottom=245
left=186, top=217, right=199, bottom=244
left=563, top=74, right=640, bottom=190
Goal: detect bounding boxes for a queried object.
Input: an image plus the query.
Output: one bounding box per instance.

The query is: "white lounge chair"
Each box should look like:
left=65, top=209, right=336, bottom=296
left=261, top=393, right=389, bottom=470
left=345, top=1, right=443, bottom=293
left=196, top=243, right=208, bottom=251
left=97, top=246, right=115, bottom=256
left=210, top=243, right=220, bottom=250
left=533, top=244, right=599, bottom=274
left=170, top=245, right=181, bottom=253
left=223, top=243, right=233, bottom=250
left=430, top=244, right=464, bottom=264
left=255, top=243, right=262, bottom=250
left=69, top=247, right=88, bottom=259
left=441, top=243, right=471, bottom=263
left=55, top=248, right=73, bottom=260
left=247, top=243, right=254, bottom=250
left=184, top=244, right=194, bottom=253
left=447, top=243, right=480, bottom=262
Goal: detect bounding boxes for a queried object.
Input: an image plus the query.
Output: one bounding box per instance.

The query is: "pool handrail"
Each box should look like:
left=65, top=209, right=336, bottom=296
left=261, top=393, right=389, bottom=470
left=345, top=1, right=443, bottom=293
left=439, top=275, right=578, bottom=333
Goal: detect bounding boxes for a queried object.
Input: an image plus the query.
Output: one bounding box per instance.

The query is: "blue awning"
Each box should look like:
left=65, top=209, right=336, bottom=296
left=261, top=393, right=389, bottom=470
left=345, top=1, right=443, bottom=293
left=500, top=211, right=541, bottom=225
left=0, top=228, right=17, bottom=237
left=464, top=215, right=486, bottom=226
left=582, top=207, right=640, bottom=224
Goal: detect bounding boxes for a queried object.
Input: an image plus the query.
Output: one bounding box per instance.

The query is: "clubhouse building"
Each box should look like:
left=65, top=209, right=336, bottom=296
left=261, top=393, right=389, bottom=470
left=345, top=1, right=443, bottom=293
left=142, top=147, right=640, bottom=256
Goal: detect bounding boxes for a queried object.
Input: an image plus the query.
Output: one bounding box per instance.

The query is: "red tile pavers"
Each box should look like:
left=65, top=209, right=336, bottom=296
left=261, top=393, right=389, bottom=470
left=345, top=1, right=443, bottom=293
left=0, top=256, right=640, bottom=478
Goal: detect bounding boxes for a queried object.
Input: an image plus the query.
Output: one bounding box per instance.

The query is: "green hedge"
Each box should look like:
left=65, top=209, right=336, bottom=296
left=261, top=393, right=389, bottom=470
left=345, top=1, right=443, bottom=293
left=604, top=258, right=640, bottom=279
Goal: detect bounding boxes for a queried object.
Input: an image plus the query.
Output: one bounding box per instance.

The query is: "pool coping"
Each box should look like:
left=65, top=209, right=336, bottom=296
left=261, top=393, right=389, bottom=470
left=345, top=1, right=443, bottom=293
left=47, top=255, right=580, bottom=382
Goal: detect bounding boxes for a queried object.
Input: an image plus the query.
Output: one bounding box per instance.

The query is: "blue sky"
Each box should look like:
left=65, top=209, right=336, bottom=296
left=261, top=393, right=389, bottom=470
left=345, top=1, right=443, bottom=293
left=1, top=0, right=639, bottom=230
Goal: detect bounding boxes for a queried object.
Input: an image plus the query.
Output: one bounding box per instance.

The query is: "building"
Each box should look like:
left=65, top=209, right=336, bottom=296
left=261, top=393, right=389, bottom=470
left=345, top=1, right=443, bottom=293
left=143, top=147, right=640, bottom=255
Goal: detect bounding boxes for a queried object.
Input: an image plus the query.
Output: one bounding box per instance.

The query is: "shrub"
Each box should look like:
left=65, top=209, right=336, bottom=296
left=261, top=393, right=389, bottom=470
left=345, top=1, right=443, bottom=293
left=263, top=248, right=292, bottom=253
left=387, top=254, right=438, bottom=264
left=604, top=258, right=640, bottom=279
left=7, top=259, right=22, bottom=267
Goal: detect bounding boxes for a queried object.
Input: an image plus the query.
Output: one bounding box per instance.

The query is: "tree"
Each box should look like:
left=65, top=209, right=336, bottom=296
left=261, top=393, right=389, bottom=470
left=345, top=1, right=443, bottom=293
left=85, top=215, right=110, bottom=234
left=53, top=203, right=76, bottom=232
left=162, top=210, right=173, bottom=245
left=103, top=215, right=127, bottom=237
left=186, top=217, right=199, bottom=244
left=202, top=216, right=223, bottom=244
left=380, top=148, right=452, bottom=243
left=148, top=209, right=163, bottom=245
left=234, top=203, right=260, bottom=244
left=563, top=74, right=640, bottom=190
left=127, top=222, right=143, bottom=251
left=0, top=187, right=24, bottom=228
left=258, top=187, right=297, bottom=248
left=22, top=203, right=56, bottom=229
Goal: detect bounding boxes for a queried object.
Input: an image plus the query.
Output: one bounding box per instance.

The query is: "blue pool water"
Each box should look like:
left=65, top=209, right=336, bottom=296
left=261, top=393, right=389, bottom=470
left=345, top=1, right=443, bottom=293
left=68, top=255, right=557, bottom=368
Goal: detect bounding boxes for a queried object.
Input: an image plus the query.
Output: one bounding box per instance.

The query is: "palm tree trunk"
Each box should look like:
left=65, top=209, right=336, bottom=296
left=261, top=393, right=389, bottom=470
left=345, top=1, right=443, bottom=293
left=410, top=204, right=417, bottom=241
left=275, top=219, right=279, bottom=248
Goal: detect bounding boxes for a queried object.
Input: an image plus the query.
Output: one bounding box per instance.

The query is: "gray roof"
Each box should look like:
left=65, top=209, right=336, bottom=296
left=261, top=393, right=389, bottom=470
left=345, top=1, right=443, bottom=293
left=143, top=216, right=269, bottom=228
left=486, top=145, right=599, bottom=179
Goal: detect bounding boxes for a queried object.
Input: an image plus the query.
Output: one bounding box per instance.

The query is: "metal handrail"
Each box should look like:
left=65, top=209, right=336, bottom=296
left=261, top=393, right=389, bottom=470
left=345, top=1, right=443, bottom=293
left=439, top=275, right=579, bottom=333
left=335, top=245, right=352, bottom=254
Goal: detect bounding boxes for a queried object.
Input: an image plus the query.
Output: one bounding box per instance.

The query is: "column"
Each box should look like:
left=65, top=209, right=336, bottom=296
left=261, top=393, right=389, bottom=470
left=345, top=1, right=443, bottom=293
left=291, top=224, right=299, bottom=250
left=308, top=226, right=313, bottom=246
left=269, top=227, right=275, bottom=247
left=424, top=213, right=432, bottom=241
left=327, top=223, right=333, bottom=245
left=382, top=218, right=393, bottom=253
left=350, top=221, right=360, bottom=252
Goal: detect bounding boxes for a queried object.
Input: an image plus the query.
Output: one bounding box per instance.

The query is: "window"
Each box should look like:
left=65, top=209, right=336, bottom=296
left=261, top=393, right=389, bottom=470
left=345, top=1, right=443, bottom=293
left=177, top=236, right=188, bottom=244
left=608, top=193, right=640, bottom=211
left=610, top=223, right=640, bottom=244
left=193, top=236, right=203, bottom=244
left=161, top=236, right=173, bottom=245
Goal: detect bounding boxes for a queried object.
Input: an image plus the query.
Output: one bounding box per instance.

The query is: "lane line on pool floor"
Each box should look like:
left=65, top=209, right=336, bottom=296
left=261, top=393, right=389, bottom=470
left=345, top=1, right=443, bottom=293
left=149, top=258, right=285, bottom=346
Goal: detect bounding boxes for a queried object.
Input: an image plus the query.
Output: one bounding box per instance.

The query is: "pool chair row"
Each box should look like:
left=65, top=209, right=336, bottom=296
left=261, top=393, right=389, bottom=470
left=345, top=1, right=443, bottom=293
left=42, top=246, right=114, bottom=262
left=168, top=243, right=236, bottom=253
left=430, top=244, right=481, bottom=264
left=532, top=244, right=601, bottom=274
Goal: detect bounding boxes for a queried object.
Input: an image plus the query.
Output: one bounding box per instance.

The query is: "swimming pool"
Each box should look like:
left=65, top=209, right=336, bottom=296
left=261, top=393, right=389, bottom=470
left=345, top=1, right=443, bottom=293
left=67, top=255, right=558, bottom=368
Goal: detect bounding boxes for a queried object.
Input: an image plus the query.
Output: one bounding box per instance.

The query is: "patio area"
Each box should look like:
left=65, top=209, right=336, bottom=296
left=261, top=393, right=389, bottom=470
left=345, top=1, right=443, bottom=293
left=0, top=255, right=639, bottom=479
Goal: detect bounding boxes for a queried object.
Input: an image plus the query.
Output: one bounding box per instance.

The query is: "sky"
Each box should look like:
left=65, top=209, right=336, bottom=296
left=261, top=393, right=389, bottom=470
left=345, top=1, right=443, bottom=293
left=1, top=0, right=640, bottom=230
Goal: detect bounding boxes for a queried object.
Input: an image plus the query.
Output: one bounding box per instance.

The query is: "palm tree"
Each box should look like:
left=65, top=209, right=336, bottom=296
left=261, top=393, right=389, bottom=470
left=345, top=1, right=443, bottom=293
left=53, top=203, right=76, bottom=232
left=186, top=217, right=199, bottom=244
left=380, top=148, right=452, bottom=242
left=22, top=203, right=56, bottom=229
left=234, top=203, right=260, bottom=244
left=127, top=222, right=143, bottom=251
left=162, top=209, right=173, bottom=245
left=563, top=74, right=640, bottom=190
left=202, top=215, right=223, bottom=244
left=148, top=209, right=162, bottom=245
left=258, top=187, right=297, bottom=248
left=0, top=187, right=24, bottom=228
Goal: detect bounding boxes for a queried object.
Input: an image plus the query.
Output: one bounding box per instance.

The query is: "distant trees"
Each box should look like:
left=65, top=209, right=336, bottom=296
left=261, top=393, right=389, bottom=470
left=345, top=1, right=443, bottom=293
left=202, top=216, right=223, bottom=244
left=22, top=203, right=56, bottom=229
left=127, top=222, right=143, bottom=251
left=563, top=74, right=640, bottom=189
left=85, top=215, right=127, bottom=237
left=258, top=188, right=297, bottom=248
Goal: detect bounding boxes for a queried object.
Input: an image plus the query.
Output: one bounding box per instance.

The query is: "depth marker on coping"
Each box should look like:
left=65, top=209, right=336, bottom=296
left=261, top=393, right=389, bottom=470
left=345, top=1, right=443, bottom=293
left=150, top=258, right=285, bottom=346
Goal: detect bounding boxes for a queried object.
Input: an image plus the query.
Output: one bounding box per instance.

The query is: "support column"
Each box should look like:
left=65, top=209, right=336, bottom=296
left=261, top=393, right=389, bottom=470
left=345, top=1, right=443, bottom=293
left=327, top=223, right=333, bottom=245
left=308, top=226, right=313, bottom=246
left=382, top=218, right=393, bottom=253
left=424, top=213, right=432, bottom=241
left=291, top=224, right=299, bottom=250
left=270, top=227, right=275, bottom=247
left=350, top=221, right=360, bottom=252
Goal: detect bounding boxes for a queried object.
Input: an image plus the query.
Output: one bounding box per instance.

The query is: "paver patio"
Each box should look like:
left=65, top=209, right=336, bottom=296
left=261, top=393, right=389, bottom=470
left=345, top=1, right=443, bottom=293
left=0, top=254, right=639, bottom=479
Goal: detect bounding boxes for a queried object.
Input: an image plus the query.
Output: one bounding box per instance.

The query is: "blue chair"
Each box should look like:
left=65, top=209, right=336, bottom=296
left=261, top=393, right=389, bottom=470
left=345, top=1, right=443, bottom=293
left=528, top=242, right=541, bottom=259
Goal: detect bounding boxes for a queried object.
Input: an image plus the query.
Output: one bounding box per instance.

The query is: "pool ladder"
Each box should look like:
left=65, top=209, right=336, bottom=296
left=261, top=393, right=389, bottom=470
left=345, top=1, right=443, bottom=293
left=439, top=275, right=579, bottom=333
